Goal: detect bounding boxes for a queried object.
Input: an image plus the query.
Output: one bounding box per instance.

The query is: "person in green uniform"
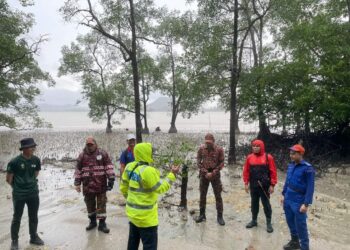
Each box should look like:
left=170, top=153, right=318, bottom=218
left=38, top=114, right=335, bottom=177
left=6, top=138, right=44, bottom=250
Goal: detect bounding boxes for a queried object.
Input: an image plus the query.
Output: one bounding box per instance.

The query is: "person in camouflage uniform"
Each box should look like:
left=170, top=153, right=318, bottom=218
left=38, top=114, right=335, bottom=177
left=74, top=136, right=115, bottom=233
left=195, top=133, right=225, bottom=226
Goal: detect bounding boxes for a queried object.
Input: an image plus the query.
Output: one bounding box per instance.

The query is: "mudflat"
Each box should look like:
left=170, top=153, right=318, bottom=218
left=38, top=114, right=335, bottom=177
left=0, top=130, right=349, bottom=250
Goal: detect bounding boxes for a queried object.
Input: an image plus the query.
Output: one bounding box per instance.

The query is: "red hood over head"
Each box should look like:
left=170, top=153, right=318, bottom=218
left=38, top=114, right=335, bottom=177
left=251, top=139, right=265, bottom=155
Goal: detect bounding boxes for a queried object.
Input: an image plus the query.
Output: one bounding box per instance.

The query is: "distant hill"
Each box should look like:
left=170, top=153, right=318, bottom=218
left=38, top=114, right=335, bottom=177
left=147, top=97, right=172, bottom=112
left=36, top=89, right=88, bottom=112
left=38, top=104, right=88, bottom=112
left=147, top=97, right=224, bottom=112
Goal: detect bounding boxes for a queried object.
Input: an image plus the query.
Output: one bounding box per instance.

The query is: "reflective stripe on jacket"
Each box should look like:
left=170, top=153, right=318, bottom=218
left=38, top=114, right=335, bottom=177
left=120, top=142, right=176, bottom=228
left=74, top=148, right=115, bottom=194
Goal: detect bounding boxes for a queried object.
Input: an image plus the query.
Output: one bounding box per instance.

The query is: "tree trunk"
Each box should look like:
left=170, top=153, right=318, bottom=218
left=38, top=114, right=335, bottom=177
left=129, top=0, right=143, bottom=142
left=281, top=111, right=288, bottom=136
left=106, top=115, right=112, bottom=133
left=105, top=105, right=113, bottom=133
left=228, top=0, right=239, bottom=165
left=179, top=164, right=188, bottom=209
left=250, top=21, right=270, bottom=140
left=141, top=67, right=149, bottom=134
left=295, top=112, right=302, bottom=135
left=169, top=111, right=178, bottom=133
left=168, top=44, right=178, bottom=134
left=142, top=105, right=150, bottom=134
left=235, top=113, right=240, bottom=134
left=304, top=109, right=310, bottom=135
left=347, top=0, right=350, bottom=23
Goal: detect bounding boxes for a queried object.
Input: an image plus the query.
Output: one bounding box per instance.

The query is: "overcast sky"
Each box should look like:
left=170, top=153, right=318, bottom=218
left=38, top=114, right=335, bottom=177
left=8, top=0, right=195, bottom=106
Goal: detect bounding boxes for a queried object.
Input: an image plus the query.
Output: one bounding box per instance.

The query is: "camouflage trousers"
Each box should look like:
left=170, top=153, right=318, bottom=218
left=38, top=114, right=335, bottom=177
left=84, top=192, right=107, bottom=219
left=199, top=174, right=223, bottom=213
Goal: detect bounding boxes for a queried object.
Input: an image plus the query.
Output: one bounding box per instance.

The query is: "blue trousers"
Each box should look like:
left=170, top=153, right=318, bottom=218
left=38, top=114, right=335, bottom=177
left=284, top=200, right=309, bottom=250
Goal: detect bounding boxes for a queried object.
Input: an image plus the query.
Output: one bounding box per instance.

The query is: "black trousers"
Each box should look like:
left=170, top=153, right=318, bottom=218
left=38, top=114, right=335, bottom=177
left=127, top=222, right=158, bottom=250
left=11, top=194, right=39, bottom=240
left=250, top=186, right=272, bottom=220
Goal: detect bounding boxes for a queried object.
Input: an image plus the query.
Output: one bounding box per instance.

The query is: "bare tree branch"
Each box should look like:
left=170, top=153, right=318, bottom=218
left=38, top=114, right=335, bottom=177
left=83, top=0, right=132, bottom=56
left=136, top=36, right=170, bottom=47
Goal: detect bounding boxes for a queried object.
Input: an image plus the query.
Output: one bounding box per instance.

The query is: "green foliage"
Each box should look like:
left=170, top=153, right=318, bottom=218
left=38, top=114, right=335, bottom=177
left=237, top=0, right=350, bottom=134
left=153, top=138, right=196, bottom=170
left=0, top=0, right=54, bottom=129
left=57, top=0, right=349, bottom=136
left=58, top=32, right=133, bottom=129
left=153, top=11, right=215, bottom=122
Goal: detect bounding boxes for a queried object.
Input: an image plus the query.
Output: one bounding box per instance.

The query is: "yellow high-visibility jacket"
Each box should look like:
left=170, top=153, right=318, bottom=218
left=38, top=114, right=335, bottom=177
left=120, top=142, right=176, bottom=228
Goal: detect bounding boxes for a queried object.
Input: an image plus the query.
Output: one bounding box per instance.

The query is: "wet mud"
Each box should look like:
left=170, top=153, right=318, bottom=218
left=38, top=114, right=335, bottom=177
left=0, top=131, right=349, bottom=250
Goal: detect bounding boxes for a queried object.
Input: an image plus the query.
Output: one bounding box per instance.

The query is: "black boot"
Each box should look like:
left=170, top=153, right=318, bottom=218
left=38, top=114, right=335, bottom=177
left=283, top=235, right=301, bottom=250
left=86, top=214, right=97, bottom=231
left=217, top=213, right=225, bottom=226
left=98, top=219, right=110, bottom=233
left=195, top=208, right=206, bottom=223
left=266, top=218, right=273, bottom=233
left=10, top=240, right=19, bottom=250
left=246, top=219, right=258, bottom=228
left=30, top=234, right=44, bottom=245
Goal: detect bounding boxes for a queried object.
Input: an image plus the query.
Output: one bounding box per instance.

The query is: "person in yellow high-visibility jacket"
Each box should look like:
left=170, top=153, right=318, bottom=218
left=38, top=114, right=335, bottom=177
left=120, top=142, right=180, bottom=250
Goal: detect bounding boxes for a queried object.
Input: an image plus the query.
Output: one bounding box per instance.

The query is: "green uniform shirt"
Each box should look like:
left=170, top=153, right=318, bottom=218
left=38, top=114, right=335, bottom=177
left=7, top=154, right=41, bottom=199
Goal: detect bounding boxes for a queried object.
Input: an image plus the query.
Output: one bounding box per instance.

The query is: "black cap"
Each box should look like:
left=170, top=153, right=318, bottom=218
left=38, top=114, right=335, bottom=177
left=19, top=138, right=37, bottom=150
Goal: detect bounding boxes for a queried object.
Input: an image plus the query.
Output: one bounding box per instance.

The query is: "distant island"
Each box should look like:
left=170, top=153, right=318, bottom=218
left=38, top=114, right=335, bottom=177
left=38, top=96, right=224, bottom=113
left=147, top=97, right=224, bottom=112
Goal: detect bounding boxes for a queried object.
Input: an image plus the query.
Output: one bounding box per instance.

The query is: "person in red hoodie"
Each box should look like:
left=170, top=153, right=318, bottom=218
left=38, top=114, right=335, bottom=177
left=243, top=139, right=277, bottom=233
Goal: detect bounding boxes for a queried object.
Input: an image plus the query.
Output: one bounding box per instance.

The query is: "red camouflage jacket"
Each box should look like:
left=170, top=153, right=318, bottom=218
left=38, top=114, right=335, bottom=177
left=197, top=144, right=224, bottom=177
left=74, top=148, right=115, bottom=194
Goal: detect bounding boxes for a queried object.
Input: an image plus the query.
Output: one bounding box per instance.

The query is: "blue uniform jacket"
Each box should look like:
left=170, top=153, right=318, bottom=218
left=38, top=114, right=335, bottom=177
left=282, top=160, right=315, bottom=205
left=120, top=148, right=135, bottom=166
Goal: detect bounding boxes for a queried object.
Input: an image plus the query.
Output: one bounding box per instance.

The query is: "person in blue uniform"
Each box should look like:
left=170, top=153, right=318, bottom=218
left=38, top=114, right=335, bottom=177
left=119, top=134, right=136, bottom=177
left=281, top=144, right=315, bottom=250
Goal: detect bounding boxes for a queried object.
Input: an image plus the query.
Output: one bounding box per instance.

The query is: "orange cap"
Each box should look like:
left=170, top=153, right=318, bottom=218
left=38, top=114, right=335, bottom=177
left=289, top=144, right=305, bottom=154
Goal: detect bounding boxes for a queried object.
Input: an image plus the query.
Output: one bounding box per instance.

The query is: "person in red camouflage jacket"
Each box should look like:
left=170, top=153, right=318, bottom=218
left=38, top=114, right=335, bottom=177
left=195, top=133, right=225, bottom=226
left=243, top=139, right=277, bottom=233
left=74, top=136, right=115, bottom=233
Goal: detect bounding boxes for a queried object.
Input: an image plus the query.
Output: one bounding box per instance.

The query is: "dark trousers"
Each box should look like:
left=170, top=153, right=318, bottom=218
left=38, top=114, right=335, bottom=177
left=199, top=175, right=223, bottom=213
left=250, top=186, right=272, bottom=220
left=127, top=222, right=158, bottom=250
left=84, top=192, right=107, bottom=219
left=11, top=194, right=39, bottom=240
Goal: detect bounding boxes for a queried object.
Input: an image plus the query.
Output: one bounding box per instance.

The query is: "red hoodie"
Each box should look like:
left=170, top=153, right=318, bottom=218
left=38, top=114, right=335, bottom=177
left=243, top=140, right=277, bottom=187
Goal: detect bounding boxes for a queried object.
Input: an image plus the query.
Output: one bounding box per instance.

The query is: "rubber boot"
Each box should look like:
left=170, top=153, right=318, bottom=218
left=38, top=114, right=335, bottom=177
left=246, top=219, right=258, bottom=228
left=217, top=213, right=225, bottom=226
left=30, top=234, right=44, bottom=245
left=98, top=219, right=110, bottom=233
left=266, top=217, right=273, bottom=233
left=195, top=208, right=206, bottom=223
left=10, top=240, right=19, bottom=250
left=86, top=214, right=97, bottom=231
left=283, top=235, right=301, bottom=250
